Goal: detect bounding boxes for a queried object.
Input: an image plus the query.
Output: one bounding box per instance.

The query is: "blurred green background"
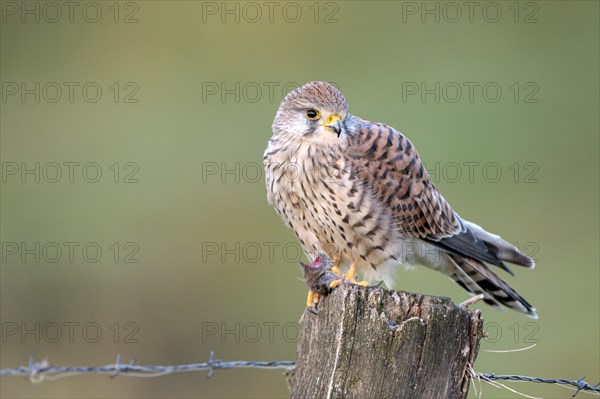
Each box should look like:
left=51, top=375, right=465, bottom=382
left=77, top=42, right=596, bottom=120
left=1, top=1, right=598, bottom=398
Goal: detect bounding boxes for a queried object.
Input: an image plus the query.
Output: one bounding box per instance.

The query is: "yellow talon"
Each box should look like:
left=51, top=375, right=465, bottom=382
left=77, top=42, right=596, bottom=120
left=327, top=263, right=371, bottom=289
left=329, top=279, right=342, bottom=289
left=306, top=290, right=321, bottom=307
left=345, top=263, right=358, bottom=280
left=343, top=263, right=369, bottom=285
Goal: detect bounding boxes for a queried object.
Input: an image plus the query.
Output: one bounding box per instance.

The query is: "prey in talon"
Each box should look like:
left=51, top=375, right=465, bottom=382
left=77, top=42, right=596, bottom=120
left=300, top=253, right=341, bottom=312
left=301, top=253, right=380, bottom=313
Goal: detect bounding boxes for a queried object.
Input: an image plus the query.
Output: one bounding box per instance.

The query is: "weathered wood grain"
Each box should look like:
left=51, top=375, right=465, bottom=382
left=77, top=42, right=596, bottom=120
left=291, top=285, right=483, bottom=399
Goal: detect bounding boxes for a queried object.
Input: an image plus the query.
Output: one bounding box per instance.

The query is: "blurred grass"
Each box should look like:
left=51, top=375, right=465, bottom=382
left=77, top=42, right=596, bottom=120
left=1, top=1, right=598, bottom=398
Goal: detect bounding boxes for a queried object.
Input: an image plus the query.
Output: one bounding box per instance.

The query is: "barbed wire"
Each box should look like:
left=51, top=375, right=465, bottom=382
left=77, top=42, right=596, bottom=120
left=477, top=373, right=600, bottom=397
left=1, top=354, right=599, bottom=397
left=0, top=353, right=295, bottom=381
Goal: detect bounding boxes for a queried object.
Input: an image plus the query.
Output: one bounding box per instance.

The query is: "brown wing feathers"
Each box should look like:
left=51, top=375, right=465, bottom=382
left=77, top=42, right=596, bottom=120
left=352, top=122, right=529, bottom=274
left=351, top=122, right=462, bottom=240
left=351, top=121, right=536, bottom=317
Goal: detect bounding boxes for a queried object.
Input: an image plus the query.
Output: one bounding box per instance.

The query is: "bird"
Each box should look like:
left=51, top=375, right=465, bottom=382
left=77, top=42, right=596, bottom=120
left=300, top=253, right=382, bottom=313
left=263, top=81, right=537, bottom=318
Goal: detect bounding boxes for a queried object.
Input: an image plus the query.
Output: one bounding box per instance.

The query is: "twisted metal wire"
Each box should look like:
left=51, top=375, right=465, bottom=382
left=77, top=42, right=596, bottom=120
left=1, top=354, right=598, bottom=396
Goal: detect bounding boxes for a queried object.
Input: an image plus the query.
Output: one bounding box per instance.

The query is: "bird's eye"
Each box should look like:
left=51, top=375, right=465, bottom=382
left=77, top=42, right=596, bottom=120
left=306, top=109, right=320, bottom=120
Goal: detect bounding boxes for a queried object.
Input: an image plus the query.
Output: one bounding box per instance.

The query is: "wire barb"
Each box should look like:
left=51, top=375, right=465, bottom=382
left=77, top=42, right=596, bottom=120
left=478, top=373, right=600, bottom=397
left=0, top=355, right=296, bottom=381
left=1, top=355, right=598, bottom=396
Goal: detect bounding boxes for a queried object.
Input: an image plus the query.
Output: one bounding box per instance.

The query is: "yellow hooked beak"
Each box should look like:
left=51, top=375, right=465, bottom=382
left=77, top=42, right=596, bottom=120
left=321, top=114, right=343, bottom=136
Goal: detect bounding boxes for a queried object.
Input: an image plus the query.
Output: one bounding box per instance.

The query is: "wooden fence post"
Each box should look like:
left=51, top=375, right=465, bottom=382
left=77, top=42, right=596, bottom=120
left=291, top=285, right=483, bottom=399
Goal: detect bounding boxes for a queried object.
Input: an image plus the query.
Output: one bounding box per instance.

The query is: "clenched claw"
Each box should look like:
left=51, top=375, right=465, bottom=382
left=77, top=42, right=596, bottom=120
left=301, top=253, right=378, bottom=313
left=301, top=254, right=342, bottom=297
left=368, top=280, right=384, bottom=289
left=330, top=265, right=343, bottom=277
left=329, top=279, right=343, bottom=289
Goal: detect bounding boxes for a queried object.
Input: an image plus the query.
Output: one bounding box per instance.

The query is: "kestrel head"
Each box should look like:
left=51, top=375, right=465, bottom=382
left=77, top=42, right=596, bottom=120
left=272, top=82, right=350, bottom=143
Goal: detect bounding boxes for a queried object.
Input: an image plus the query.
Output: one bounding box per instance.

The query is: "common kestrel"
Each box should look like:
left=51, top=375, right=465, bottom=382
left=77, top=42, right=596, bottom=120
left=263, top=81, right=536, bottom=318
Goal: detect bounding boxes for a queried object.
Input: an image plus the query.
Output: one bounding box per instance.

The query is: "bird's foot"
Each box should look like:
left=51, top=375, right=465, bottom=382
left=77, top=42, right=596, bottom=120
left=344, top=278, right=370, bottom=287
left=306, top=290, right=321, bottom=314
left=302, top=256, right=370, bottom=314
left=329, top=278, right=342, bottom=289
left=328, top=277, right=369, bottom=289
left=328, top=265, right=369, bottom=289
left=330, top=265, right=343, bottom=277
left=327, top=259, right=344, bottom=287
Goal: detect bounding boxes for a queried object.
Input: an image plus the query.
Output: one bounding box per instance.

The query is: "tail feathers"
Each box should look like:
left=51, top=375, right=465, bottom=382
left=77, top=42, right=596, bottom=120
left=448, top=254, right=537, bottom=318
left=463, top=221, right=535, bottom=268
